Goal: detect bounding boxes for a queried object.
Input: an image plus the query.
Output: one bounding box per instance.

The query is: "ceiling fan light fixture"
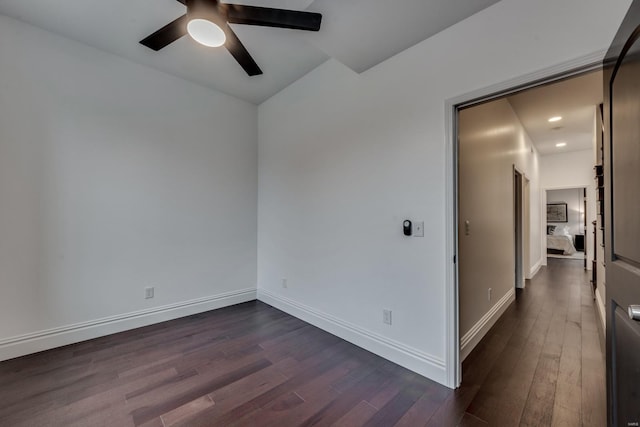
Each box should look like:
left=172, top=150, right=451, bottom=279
left=187, top=18, right=226, bottom=47
left=141, top=0, right=321, bottom=76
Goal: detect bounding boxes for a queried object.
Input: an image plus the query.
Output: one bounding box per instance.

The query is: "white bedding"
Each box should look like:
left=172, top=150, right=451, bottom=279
left=547, top=234, right=577, bottom=255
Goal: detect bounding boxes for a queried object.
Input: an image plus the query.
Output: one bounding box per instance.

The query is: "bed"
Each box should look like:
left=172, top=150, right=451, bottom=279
left=546, top=225, right=577, bottom=255
left=547, top=235, right=577, bottom=255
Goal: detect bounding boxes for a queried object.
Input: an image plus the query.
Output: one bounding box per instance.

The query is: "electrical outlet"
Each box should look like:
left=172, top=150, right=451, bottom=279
left=383, top=309, right=392, bottom=325
left=145, top=287, right=154, bottom=299
left=488, top=288, right=492, bottom=302
left=282, top=278, right=288, bottom=289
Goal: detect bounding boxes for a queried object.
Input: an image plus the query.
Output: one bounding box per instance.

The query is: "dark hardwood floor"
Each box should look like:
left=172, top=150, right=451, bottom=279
left=454, top=258, right=606, bottom=427
left=0, top=258, right=604, bottom=426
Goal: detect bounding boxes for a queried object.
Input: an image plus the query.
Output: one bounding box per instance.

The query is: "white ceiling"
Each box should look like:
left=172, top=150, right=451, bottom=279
left=0, top=0, right=500, bottom=104
left=508, top=71, right=603, bottom=156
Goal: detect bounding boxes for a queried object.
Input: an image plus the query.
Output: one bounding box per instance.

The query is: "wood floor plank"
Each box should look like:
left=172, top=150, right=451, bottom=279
left=425, top=384, right=480, bottom=427
left=297, top=367, right=392, bottom=427
left=393, top=386, right=451, bottom=426
left=457, top=412, right=489, bottom=426
left=363, top=376, right=431, bottom=427
left=520, top=353, right=561, bottom=426
left=230, top=361, right=354, bottom=427
left=169, top=359, right=291, bottom=426
left=582, top=356, right=606, bottom=427
left=130, top=358, right=272, bottom=425
left=332, top=400, right=378, bottom=426
left=160, top=395, right=215, bottom=427
left=552, top=381, right=582, bottom=426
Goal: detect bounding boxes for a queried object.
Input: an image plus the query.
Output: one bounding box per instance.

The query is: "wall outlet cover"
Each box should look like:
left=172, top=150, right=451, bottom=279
left=383, top=309, right=392, bottom=325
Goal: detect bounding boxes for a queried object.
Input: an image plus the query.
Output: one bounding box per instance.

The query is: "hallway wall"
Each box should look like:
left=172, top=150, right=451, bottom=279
left=458, top=98, right=541, bottom=360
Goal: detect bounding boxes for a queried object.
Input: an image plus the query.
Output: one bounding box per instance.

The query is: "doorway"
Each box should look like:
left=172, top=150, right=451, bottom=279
left=524, top=177, right=531, bottom=280
left=545, top=187, right=588, bottom=264
left=514, top=168, right=524, bottom=289
left=450, top=65, right=604, bottom=387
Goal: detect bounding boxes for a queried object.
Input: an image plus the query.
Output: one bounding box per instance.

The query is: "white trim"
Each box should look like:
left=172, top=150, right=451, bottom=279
left=444, top=99, right=459, bottom=388
left=445, top=50, right=606, bottom=388
left=595, top=287, right=606, bottom=331
left=528, top=257, right=543, bottom=279
left=514, top=165, right=527, bottom=290
left=0, top=288, right=257, bottom=362
left=541, top=188, right=549, bottom=267
left=459, top=288, right=516, bottom=361
left=257, top=289, right=447, bottom=386
left=453, top=50, right=606, bottom=109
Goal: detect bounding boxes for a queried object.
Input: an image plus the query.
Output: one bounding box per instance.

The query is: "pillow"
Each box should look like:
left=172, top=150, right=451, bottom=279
left=547, top=225, right=556, bottom=235
left=554, top=225, right=570, bottom=236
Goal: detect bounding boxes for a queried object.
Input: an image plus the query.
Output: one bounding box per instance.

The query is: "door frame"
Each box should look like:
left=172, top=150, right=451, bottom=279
left=542, top=185, right=590, bottom=266
left=523, top=176, right=531, bottom=280
left=514, top=166, right=525, bottom=289
left=444, top=52, right=604, bottom=388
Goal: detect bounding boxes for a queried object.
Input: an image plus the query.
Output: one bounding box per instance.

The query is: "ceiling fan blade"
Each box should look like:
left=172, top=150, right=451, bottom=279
left=223, top=25, right=262, bottom=76
left=223, top=4, right=321, bottom=31
left=140, top=14, right=188, bottom=51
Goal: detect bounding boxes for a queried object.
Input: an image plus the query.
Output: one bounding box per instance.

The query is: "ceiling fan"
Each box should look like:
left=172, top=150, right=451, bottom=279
left=140, top=0, right=322, bottom=76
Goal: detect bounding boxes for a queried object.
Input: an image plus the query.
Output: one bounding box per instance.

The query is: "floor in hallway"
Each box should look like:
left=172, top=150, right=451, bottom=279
left=450, top=257, right=606, bottom=426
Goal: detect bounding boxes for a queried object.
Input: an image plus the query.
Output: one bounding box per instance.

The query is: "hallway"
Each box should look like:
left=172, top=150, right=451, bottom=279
left=450, top=258, right=605, bottom=426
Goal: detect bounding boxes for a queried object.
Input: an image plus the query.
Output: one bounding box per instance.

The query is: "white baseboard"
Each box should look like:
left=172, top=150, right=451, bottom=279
left=0, top=288, right=257, bottom=362
left=595, top=287, right=606, bottom=331
left=460, top=288, right=515, bottom=362
left=257, top=289, right=447, bottom=387
left=528, top=258, right=543, bottom=279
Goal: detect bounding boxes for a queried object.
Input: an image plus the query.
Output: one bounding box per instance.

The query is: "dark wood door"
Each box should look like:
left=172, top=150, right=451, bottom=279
left=514, top=168, right=523, bottom=289
left=604, top=1, right=640, bottom=425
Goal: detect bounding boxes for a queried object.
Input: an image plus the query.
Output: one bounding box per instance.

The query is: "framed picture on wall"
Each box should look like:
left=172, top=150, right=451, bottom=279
left=547, top=203, right=568, bottom=222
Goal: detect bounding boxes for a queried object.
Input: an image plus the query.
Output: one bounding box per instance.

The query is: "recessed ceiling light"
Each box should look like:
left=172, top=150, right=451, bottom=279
left=556, top=142, right=567, bottom=147
left=548, top=116, right=563, bottom=122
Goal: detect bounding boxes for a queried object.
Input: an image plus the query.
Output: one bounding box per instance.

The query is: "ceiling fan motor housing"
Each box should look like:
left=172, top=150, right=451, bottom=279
left=186, top=0, right=225, bottom=27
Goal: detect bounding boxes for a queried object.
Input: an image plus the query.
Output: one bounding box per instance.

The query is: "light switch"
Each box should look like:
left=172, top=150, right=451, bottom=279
left=413, top=221, right=424, bottom=237
left=465, top=220, right=471, bottom=236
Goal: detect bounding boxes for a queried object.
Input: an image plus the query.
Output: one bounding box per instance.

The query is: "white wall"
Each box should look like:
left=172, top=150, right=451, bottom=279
left=458, top=99, right=541, bottom=359
left=257, top=0, right=630, bottom=386
left=0, top=15, right=258, bottom=359
left=541, top=149, right=596, bottom=189
left=541, top=149, right=597, bottom=268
